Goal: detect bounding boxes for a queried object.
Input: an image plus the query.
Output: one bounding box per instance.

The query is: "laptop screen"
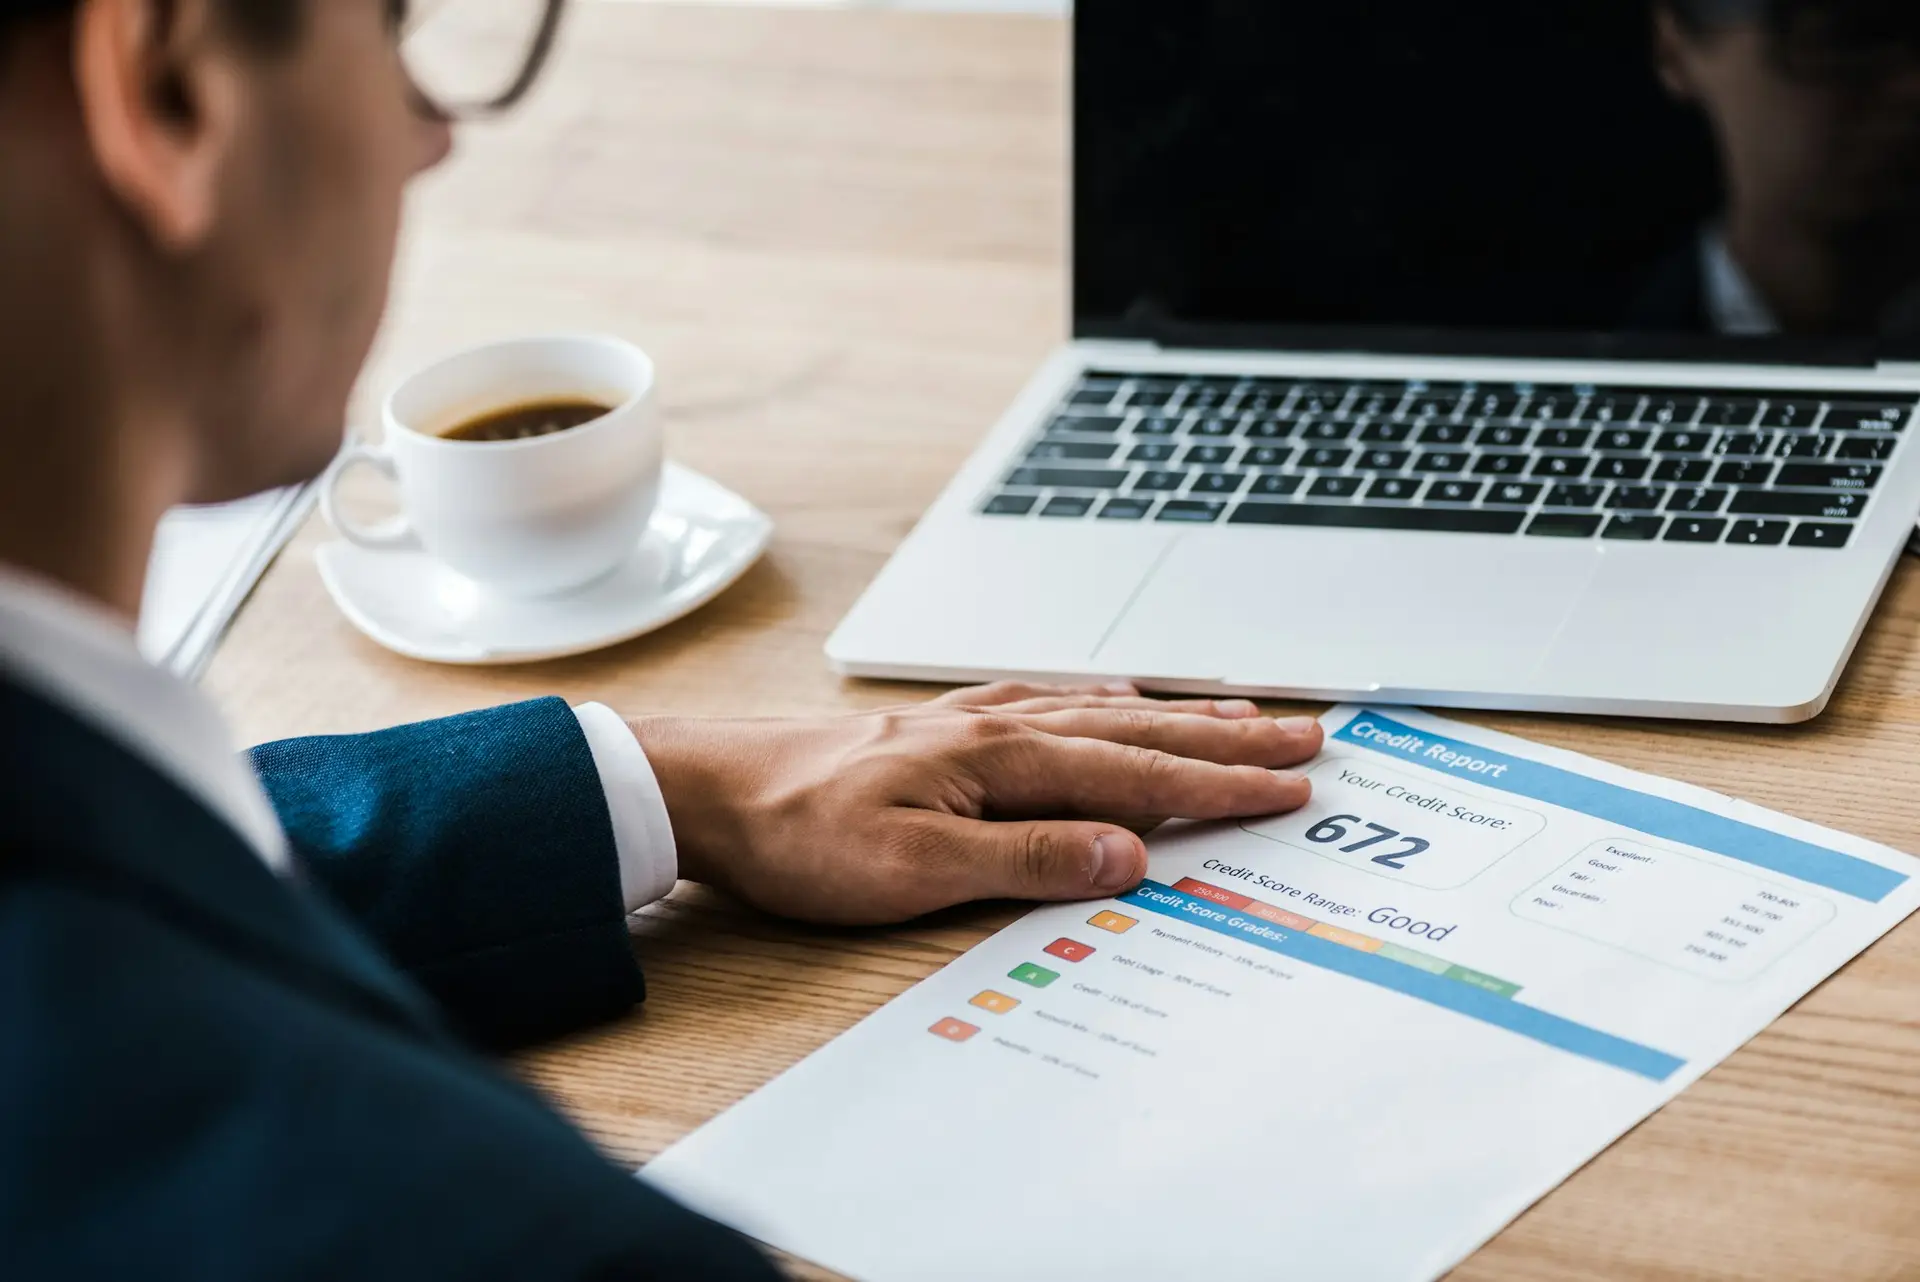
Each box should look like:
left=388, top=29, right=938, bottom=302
left=1074, top=0, right=1920, bottom=364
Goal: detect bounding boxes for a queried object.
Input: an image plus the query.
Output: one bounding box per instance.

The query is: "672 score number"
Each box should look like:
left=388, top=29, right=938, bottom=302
left=1304, top=814, right=1430, bottom=870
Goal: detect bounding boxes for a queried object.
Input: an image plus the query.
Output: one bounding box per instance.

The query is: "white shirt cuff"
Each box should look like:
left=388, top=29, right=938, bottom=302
left=572, top=702, right=679, bottom=912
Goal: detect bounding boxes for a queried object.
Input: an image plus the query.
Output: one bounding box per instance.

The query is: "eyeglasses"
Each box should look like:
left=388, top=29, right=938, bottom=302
left=398, top=0, right=569, bottom=120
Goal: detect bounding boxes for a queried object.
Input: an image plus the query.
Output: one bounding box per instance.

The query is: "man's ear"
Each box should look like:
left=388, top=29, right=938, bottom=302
left=70, top=0, right=243, bottom=252
left=1653, top=8, right=1701, bottom=101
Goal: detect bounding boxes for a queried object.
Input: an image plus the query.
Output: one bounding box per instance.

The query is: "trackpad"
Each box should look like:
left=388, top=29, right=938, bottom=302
left=1093, top=530, right=1598, bottom=695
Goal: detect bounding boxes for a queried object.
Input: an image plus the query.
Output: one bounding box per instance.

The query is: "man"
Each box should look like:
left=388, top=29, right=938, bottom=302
left=1640, top=0, right=1920, bottom=337
left=0, top=1, right=1323, bottom=1276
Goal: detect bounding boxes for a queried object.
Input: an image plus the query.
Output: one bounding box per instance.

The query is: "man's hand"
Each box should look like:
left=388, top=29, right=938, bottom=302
left=626, top=682, right=1322, bottom=925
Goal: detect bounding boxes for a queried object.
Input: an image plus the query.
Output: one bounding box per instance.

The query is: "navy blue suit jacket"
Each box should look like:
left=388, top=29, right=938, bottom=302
left=0, top=677, right=779, bottom=1280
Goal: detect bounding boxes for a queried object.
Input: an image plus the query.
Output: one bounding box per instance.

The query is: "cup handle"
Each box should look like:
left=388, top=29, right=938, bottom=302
left=320, top=442, right=421, bottom=552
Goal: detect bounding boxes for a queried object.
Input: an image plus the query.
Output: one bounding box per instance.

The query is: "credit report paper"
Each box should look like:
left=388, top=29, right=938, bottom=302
left=647, top=707, right=1920, bottom=1282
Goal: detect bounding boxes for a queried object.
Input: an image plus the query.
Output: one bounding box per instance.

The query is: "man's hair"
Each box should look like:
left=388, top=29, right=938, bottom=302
left=2, top=0, right=304, bottom=53
left=1663, top=0, right=1917, bottom=41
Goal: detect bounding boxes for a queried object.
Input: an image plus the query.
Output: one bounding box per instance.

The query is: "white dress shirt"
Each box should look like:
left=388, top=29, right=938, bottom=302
left=1701, top=228, right=1779, bottom=337
left=0, top=564, right=678, bottom=913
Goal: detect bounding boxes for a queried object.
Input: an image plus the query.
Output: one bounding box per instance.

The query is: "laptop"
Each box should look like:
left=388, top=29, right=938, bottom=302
left=827, top=0, right=1920, bottom=723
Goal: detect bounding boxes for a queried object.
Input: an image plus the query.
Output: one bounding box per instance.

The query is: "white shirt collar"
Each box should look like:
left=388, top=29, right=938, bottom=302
left=0, top=563, right=288, bottom=871
left=1701, top=228, right=1779, bottom=337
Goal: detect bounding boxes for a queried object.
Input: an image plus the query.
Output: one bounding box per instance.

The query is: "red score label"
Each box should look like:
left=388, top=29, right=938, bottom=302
left=1043, top=937, right=1096, bottom=963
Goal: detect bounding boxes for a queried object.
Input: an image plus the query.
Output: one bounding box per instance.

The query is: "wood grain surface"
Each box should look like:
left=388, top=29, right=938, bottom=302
left=202, top=4, right=1920, bottom=1278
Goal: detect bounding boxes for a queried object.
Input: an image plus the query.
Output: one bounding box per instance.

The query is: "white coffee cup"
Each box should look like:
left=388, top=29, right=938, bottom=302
left=321, top=334, right=662, bottom=598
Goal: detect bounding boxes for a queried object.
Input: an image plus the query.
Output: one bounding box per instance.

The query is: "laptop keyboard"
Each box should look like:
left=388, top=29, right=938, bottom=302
left=979, top=373, right=1916, bottom=549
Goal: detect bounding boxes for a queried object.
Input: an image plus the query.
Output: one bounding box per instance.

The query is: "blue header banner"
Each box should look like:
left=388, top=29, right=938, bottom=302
left=1333, top=710, right=1907, bottom=904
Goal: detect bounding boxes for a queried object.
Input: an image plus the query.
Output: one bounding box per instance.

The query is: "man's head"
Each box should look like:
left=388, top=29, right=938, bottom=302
left=1655, top=0, right=1920, bottom=252
left=0, top=0, right=451, bottom=506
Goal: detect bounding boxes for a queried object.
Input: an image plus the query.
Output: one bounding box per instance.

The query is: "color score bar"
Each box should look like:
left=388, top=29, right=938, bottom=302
left=1171, top=876, right=1520, bottom=998
left=1118, top=879, right=1687, bottom=1082
left=1335, top=710, right=1907, bottom=904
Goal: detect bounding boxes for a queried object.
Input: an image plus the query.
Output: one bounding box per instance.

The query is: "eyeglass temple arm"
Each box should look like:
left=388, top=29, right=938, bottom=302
left=473, top=0, right=568, bottom=116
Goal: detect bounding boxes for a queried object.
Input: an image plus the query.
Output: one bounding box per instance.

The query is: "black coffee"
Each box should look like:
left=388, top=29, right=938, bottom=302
left=440, top=398, right=613, bottom=443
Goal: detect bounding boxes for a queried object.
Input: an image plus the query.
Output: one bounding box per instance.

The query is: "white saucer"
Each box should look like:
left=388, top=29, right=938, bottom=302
left=316, top=463, right=773, bottom=665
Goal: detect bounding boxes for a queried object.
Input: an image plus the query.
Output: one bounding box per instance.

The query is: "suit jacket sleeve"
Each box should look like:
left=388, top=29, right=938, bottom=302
left=249, top=697, right=644, bottom=1050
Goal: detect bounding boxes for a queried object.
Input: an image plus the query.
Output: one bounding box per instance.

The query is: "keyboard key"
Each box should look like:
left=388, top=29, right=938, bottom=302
left=1641, top=394, right=1704, bottom=426
left=1357, top=448, right=1412, bottom=470
left=1180, top=444, right=1236, bottom=466
left=1416, top=422, right=1473, bottom=445
left=1040, top=496, right=1095, bottom=518
left=1602, top=515, right=1665, bottom=540
left=1157, top=500, right=1225, bottom=523
left=1068, top=384, right=1123, bottom=408
left=1135, top=415, right=1182, bottom=436
left=1474, top=424, right=1532, bottom=448
left=1413, top=451, right=1469, bottom=473
left=1726, top=519, right=1789, bottom=545
left=1712, top=461, right=1776, bottom=486
left=1474, top=452, right=1529, bottom=476
left=1243, top=445, right=1294, bottom=468
left=1006, top=468, right=1128, bottom=490
left=1700, top=398, right=1763, bottom=429
left=1358, top=420, right=1418, bottom=443
left=1309, top=476, right=1364, bottom=498
left=1775, top=434, right=1833, bottom=459
left=1584, top=393, right=1645, bottom=423
left=1525, top=391, right=1583, bottom=423
left=1834, top=436, right=1894, bottom=460
left=982, top=493, right=1036, bottom=516
left=1180, top=384, right=1229, bottom=411
left=1651, top=458, right=1711, bottom=483
left=1486, top=482, right=1544, bottom=506
left=1128, top=442, right=1177, bottom=463
left=1775, top=463, right=1881, bottom=490
left=1245, top=418, right=1294, bottom=439
left=1823, top=402, right=1911, bottom=431
left=1249, top=473, right=1305, bottom=497
left=1595, top=428, right=1652, bottom=452
left=1714, top=432, right=1773, bottom=456
left=1594, top=457, right=1651, bottom=481
left=1299, top=420, right=1356, bottom=442
left=1350, top=388, right=1407, bottom=419
left=1406, top=390, right=1466, bottom=418
left=1096, top=497, right=1153, bottom=520
left=1789, top=522, right=1853, bottom=548
left=1545, top=484, right=1606, bottom=508
left=1303, top=447, right=1354, bottom=469
left=1537, top=427, right=1593, bottom=450
left=1654, top=430, right=1712, bottom=453
left=1292, top=387, right=1349, bottom=416
left=1665, top=517, right=1727, bottom=543
left=1133, top=470, right=1185, bottom=492
left=1608, top=486, right=1668, bottom=510
left=1760, top=400, right=1822, bottom=430
left=1048, top=413, right=1125, bottom=434
left=1194, top=471, right=1249, bottom=495
left=1123, top=385, right=1176, bottom=409
left=1464, top=391, right=1524, bottom=419
left=1533, top=455, right=1592, bottom=479
left=1430, top=480, right=1484, bottom=503
left=1192, top=416, right=1240, bottom=437
left=1526, top=512, right=1603, bottom=538
left=1666, top=487, right=1728, bottom=514
left=1728, top=490, right=1868, bottom=519
left=1229, top=503, right=1526, bottom=534
left=1366, top=477, right=1423, bottom=501
left=1028, top=441, right=1119, bottom=462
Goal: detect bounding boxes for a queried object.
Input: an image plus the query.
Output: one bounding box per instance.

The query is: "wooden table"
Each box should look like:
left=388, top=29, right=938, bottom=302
left=206, top=3, right=1920, bottom=1277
